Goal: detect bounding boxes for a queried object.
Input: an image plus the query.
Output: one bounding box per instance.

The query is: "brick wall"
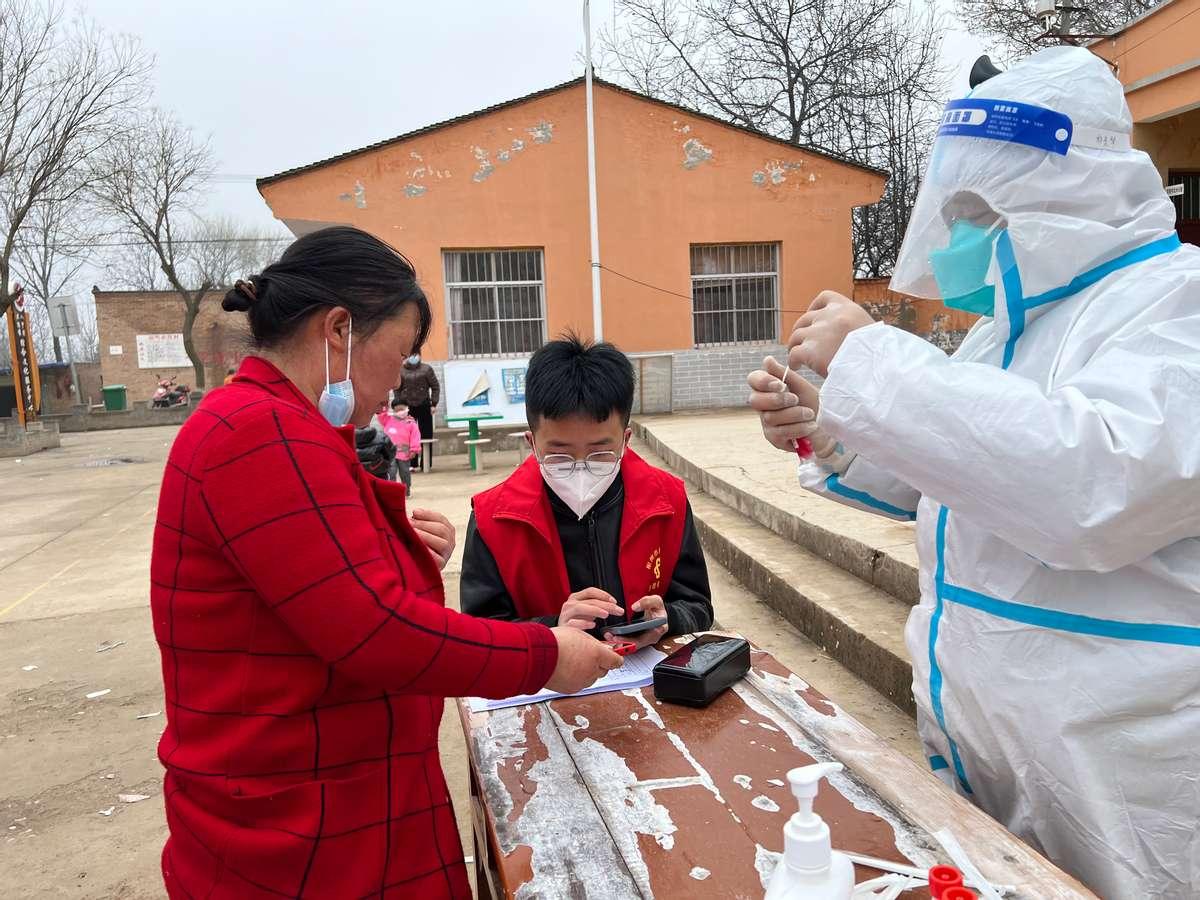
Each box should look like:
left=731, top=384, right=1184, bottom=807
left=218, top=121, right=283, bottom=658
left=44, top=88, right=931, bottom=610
left=73, top=362, right=103, bottom=408
left=37, top=365, right=75, bottom=413
left=852, top=278, right=979, bottom=335
left=630, top=355, right=672, bottom=415
left=429, top=360, right=447, bottom=427
left=671, top=343, right=794, bottom=410
left=94, top=289, right=250, bottom=398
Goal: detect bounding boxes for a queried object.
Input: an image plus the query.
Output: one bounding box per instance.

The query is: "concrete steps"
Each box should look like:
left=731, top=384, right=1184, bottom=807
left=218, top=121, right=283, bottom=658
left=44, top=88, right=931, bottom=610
left=634, top=414, right=921, bottom=605
left=689, top=490, right=916, bottom=715
left=632, top=425, right=919, bottom=716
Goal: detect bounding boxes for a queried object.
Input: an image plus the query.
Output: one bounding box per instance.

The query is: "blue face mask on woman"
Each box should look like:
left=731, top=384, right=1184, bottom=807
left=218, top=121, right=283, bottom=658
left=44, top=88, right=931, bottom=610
left=318, top=319, right=355, bottom=427
left=929, top=220, right=1003, bottom=316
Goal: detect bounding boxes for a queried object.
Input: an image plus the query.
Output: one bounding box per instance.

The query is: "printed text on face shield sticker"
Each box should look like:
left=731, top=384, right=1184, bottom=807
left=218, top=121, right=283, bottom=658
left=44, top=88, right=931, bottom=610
left=938, top=98, right=1072, bottom=156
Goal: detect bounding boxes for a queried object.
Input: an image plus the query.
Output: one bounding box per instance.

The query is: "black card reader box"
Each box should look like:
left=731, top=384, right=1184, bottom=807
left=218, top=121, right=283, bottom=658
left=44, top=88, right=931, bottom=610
left=652, top=634, right=751, bottom=707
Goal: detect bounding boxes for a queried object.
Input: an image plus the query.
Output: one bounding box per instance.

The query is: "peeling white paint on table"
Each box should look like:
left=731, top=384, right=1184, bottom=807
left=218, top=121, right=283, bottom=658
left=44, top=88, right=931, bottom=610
left=459, top=640, right=1095, bottom=900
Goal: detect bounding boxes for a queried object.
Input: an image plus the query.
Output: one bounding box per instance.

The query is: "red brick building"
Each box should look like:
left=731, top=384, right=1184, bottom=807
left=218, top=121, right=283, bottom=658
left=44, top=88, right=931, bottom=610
left=93, top=289, right=247, bottom=398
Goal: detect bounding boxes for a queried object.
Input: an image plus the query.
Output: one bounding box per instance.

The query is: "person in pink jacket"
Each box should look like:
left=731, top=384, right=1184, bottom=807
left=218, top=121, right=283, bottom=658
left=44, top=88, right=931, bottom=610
left=378, top=398, right=422, bottom=494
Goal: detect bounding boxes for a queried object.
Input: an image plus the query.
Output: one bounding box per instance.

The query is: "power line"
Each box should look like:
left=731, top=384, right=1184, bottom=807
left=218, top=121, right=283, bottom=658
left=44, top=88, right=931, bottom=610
left=599, top=262, right=815, bottom=317
left=599, top=263, right=693, bottom=301
left=43, top=235, right=292, bottom=252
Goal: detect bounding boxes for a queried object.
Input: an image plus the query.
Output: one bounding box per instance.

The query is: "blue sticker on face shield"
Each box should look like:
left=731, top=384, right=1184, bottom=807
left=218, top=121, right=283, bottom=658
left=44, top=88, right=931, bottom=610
left=938, top=99, right=1072, bottom=156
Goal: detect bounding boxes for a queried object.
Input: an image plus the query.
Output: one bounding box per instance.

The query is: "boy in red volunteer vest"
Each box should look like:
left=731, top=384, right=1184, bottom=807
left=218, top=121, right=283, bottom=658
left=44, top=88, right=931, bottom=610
left=462, top=335, right=713, bottom=647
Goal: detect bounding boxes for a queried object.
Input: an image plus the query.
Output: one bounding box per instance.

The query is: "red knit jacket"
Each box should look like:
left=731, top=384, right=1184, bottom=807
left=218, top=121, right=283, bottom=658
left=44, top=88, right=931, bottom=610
left=150, top=357, right=557, bottom=899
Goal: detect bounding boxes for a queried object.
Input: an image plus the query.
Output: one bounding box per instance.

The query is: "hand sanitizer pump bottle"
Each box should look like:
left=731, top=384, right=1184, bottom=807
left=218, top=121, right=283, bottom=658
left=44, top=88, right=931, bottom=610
left=764, top=762, right=855, bottom=900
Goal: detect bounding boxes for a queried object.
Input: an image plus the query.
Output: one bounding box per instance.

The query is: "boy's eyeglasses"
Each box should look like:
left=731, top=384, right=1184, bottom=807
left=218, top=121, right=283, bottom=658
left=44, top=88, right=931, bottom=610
left=539, top=451, right=622, bottom=479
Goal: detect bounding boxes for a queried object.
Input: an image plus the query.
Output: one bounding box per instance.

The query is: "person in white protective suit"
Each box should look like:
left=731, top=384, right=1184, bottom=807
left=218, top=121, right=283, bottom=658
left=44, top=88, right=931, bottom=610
left=748, top=46, right=1200, bottom=898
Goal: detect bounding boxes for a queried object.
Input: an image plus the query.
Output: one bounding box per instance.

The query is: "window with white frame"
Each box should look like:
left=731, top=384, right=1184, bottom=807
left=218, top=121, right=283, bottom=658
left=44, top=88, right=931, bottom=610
left=690, top=243, right=780, bottom=346
left=443, top=249, right=546, bottom=358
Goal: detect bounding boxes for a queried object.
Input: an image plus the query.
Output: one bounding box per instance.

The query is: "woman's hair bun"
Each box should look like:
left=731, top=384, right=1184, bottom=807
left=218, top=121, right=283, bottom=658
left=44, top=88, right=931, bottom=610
left=222, top=278, right=258, bottom=313
left=223, top=227, right=431, bottom=350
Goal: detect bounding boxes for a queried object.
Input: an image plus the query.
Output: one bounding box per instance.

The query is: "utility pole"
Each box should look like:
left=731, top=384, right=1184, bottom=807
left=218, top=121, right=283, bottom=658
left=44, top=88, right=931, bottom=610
left=583, top=0, right=604, bottom=341
left=1059, top=1, right=1073, bottom=37
left=1035, top=0, right=1093, bottom=43
left=50, top=297, right=81, bottom=407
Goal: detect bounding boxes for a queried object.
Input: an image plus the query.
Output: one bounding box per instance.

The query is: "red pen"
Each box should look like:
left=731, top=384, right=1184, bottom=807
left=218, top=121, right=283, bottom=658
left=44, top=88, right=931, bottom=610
left=781, top=364, right=813, bottom=459
left=605, top=639, right=638, bottom=656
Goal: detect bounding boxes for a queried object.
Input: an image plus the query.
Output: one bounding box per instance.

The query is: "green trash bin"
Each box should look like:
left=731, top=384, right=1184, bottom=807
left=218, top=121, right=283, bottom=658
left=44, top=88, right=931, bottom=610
left=101, top=384, right=127, bottom=412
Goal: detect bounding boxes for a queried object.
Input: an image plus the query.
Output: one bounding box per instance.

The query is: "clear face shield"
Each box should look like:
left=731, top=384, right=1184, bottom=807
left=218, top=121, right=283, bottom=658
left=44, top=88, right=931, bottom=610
left=890, top=97, right=1132, bottom=305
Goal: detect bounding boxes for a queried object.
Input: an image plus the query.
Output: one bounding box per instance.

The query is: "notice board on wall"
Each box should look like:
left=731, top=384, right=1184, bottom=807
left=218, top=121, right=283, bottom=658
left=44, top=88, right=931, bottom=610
left=444, top=358, right=530, bottom=427
left=136, top=334, right=190, bottom=369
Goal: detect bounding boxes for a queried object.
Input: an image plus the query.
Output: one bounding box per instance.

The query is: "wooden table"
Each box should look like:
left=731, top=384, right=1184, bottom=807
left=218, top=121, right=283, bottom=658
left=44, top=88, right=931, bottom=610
left=457, top=637, right=1095, bottom=900
left=446, top=413, right=504, bottom=470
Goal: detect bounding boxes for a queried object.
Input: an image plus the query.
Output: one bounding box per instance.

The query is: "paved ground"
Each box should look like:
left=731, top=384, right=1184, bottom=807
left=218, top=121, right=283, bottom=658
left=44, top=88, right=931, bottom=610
left=0, top=425, right=918, bottom=898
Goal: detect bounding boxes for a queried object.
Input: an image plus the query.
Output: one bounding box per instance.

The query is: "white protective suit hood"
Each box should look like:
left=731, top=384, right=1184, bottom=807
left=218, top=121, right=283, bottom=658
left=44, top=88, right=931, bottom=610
left=793, top=46, right=1200, bottom=899
left=890, top=46, right=1177, bottom=310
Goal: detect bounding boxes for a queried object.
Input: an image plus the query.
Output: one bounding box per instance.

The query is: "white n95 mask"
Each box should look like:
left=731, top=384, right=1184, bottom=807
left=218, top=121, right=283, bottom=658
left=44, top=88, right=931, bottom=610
left=543, top=466, right=621, bottom=520
left=318, top=319, right=355, bottom=427
left=538, top=447, right=624, bottom=520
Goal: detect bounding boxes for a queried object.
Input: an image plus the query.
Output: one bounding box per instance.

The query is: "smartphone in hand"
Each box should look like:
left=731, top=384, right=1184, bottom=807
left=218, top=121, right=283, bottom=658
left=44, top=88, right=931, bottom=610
left=606, top=616, right=669, bottom=637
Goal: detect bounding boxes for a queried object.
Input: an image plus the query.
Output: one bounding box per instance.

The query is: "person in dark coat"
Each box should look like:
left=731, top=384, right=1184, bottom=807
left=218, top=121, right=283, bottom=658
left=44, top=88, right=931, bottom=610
left=354, top=417, right=397, bottom=480
left=394, top=354, right=439, bottom=471
left=150, top=227, right=621, bottom=899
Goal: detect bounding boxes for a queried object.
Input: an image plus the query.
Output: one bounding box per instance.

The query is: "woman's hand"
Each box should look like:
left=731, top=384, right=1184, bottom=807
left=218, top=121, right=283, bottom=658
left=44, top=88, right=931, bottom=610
left=411, top=508, right=455, bottom=570
left=547, top=627, right=624, bottom=694
left=559, top=587, right=623, bottom=630
left=607, top=595, right=668, bottom=650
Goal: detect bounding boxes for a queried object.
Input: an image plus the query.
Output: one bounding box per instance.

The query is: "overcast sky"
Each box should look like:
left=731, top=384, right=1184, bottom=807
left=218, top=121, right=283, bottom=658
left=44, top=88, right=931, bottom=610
left=83, top=0, right=989, bottom=233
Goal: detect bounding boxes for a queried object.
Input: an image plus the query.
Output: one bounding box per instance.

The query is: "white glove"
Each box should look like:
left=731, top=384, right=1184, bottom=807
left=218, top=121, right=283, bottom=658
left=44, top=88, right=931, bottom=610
left=749, top=356, right=855, bottom=475
left=778, top=366, right=853, bottom=475
left=803, top=429, right=854, bottom=476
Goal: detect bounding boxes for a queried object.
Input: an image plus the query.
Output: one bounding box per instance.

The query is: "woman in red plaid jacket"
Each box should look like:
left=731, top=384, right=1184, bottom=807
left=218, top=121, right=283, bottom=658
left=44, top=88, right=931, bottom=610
left=150, top=226, right=622, bottom=898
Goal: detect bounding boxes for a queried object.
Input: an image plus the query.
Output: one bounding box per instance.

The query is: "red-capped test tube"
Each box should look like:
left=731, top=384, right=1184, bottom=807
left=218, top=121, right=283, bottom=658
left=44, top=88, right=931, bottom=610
left=942, top=887, right=977, bottom=900
left=929, top=865, right=965, bottom=898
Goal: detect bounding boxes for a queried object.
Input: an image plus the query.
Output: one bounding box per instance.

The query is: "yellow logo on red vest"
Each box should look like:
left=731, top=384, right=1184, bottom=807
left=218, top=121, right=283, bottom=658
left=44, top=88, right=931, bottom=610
left=645, top=546, right=663, bottom=593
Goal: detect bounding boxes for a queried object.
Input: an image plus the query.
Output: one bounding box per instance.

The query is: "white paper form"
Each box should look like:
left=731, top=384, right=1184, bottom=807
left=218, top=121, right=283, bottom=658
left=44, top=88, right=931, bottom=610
left=467, top=646, right=667, bottom=713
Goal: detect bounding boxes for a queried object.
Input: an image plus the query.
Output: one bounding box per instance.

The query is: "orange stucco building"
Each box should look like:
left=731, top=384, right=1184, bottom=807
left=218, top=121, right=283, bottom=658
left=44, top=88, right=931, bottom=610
left=257, top=78, right=886, bottom=413
left=1091, top=0, right=1200, bottom=245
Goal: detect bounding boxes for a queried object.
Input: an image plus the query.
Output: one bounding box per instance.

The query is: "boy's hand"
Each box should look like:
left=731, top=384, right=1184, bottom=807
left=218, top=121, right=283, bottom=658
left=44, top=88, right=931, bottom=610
left=560, top=588, right=623, bottom=630
left=607, top=595, right=669, bottom=650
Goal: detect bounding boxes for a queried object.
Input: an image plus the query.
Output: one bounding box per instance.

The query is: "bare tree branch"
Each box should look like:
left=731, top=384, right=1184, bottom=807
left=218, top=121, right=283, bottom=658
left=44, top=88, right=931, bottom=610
left=90, top=110, right=214, bottom=388
left=957, top=0, right=1158, bottom=57
left=90, top=111, right=282, bottom=388
left=106, top=240, right=169, bottom=292
left=0, top=2, right=150, bottom=319
left=69, top=294, right=99, bottom=364
left=12, top=192, right=98, bottom=362
left=601, top=0, right=947, bottom=276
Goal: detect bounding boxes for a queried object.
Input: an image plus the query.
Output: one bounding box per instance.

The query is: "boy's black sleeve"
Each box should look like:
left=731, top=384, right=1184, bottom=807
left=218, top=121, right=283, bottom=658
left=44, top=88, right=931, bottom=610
left=663, top=501, right=714, bottom=635
left=460, top=512, right=559, bottom=626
